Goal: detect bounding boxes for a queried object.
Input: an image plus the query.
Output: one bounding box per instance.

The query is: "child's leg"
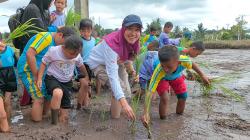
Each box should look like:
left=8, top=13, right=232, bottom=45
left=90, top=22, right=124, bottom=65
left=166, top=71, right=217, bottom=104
left=110, top=96, right=122, bottom=119
left=176, top=94, right=187, bottom=114
left=4, top=92, right=11, bottom=122
left=50, top=88, right=63, bottom=124
left=159, top=92, right=168, bottom=119
left=31, top=98, right=44, bottom=122
left=77, top=78, right=89, bottom=109
left=0, top=97, right=10, bottom=132
left=156, top=80, right=171, bottom=119
left=169, top=76, right=188, bottom=115
left=59, top=109, right=69, bottom=123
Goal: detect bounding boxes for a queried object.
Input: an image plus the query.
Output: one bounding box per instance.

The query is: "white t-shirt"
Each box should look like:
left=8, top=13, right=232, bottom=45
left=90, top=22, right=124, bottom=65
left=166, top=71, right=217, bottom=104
left=42, top=45, right=83, bottom=83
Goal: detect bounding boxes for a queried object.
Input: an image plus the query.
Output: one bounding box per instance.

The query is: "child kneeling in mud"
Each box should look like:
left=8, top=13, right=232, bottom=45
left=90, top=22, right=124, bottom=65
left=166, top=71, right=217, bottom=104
left=138, top=41, right=205, bottom=98
left=141, top=46, right=210, bottom=125
left=0, top=42, right=17, bottom=132
left=37, top=35, right=89, bottom=124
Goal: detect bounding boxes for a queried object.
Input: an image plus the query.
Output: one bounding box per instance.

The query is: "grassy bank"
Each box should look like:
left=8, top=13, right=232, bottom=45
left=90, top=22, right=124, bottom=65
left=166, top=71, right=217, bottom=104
left=204, top=40, right=250, bottom=49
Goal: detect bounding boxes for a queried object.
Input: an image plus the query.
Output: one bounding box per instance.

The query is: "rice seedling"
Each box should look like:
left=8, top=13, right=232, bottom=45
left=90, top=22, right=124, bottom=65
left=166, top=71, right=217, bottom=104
left=186, top=70, right=243, bottom=102
left=129, top=54, right=144, bottom=134
left=5, top=18, right=44, bottom=43
left=144, top=90, right=153, bottom=139
left=65, top=7, right=81, bottom=27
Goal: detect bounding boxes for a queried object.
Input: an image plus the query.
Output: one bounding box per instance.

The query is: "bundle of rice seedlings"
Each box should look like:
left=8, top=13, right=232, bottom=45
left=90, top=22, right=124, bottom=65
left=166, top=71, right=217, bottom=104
left=65, top=7, right=81, bottom=27
left=5, top=18, right=43, bottom=43
left=187, top=70, right=243, bottom=102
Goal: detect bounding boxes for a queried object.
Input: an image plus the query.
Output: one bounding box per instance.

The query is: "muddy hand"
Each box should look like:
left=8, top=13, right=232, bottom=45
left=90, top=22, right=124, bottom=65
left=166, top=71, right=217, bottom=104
left=141, top=114, right=150, bottom=128
left=202, top=75, right=210, bottom=85
left=124, top=104, right=136, bottom=120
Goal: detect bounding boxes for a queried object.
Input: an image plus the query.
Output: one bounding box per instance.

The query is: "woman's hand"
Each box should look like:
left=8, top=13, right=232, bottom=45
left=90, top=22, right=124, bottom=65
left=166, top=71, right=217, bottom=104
left=120, top=98, right=136, bottom=120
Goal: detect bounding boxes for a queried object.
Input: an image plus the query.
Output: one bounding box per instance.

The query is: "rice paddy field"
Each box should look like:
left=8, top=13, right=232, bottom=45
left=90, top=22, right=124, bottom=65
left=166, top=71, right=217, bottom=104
left=1, top=49, right=250, bottom=140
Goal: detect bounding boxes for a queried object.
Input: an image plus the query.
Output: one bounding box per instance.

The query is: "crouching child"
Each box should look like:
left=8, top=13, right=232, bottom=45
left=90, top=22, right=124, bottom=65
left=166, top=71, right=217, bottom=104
left=141, top=45, right=210, bottom=125
left=37, top=35, right=89, bottom=124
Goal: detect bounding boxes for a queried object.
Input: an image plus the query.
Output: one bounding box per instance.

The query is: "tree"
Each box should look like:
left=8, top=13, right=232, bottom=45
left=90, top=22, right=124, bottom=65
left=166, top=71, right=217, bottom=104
left=94, top=24, right=105, bottom=37
left=194, top=23, right=207, bottom=41
left=144, top=18, right=162, bottom=36
left=235, top=16, right=248, bottom=40
left=173, top=25, right=182, bottom=38
left=103, top=29, right=114, bottom=35
left=182, top=27, right=190, bottom=32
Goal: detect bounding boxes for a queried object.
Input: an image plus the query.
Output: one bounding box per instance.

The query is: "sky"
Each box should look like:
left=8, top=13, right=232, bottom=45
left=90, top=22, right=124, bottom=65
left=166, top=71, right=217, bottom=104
left=0, top=0, right=250, bottom=32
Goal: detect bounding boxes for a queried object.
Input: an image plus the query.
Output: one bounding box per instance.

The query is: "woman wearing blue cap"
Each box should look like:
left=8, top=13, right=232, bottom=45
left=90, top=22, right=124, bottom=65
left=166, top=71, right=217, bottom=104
left=87, top=15, right=143, bottom=120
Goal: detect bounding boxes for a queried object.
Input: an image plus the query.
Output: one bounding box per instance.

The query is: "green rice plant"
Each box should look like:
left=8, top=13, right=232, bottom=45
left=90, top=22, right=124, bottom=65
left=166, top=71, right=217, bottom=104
left=5, top=18, right=44, bottom=43
left=144, top=90, right=153, bottom=139
left=65, top=7, right=81, bottom=27
left=219, top=86, right=243, bottom=102
left=129, top=94, right=141, bottom=134
left=129, top=54, right=144, bottom=134
left=187, top=70, right=243, bottom=102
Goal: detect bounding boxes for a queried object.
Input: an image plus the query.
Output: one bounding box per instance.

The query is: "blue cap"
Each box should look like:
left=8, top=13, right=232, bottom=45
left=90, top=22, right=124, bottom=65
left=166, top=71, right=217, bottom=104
left=122, top=14, right=143, bottom=28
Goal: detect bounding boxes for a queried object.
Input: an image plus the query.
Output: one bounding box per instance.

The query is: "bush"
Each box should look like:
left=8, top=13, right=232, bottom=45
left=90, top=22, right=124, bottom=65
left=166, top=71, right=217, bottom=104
left=204, top=40, right=250, bottom=49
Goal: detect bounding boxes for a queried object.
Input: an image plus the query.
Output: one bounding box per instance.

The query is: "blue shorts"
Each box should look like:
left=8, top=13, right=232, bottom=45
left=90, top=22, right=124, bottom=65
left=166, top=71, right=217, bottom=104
left=19, top=72, right=51, bottom=100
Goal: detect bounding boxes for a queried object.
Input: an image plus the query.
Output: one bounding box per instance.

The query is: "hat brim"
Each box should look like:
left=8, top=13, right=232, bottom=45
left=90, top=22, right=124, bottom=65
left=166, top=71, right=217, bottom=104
left=124, top=22, right=143, bottom=28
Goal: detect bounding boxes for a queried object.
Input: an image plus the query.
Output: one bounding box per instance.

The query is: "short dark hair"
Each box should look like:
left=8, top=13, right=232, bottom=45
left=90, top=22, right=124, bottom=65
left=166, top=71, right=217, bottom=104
left=57, top=26, right=77, bottom=38
left=191, top=41, right=205, bottom=52
left=150, top=26, right=157, bottom=32
left=158, top=45, right=179, bottom=62
left=164, top=22, right=173, bottom=28
left=64, top=35, right=83, bottom=52
left=79, top=19, right=93, bottom=30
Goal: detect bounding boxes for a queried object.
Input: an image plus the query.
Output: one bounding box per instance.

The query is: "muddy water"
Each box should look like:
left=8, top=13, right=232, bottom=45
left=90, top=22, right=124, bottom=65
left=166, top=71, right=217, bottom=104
left=1, top=49, right=250, bottom=140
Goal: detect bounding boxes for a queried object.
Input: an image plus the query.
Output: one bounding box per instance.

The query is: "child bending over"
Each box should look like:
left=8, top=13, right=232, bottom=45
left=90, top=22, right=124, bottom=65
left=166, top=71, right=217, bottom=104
left=141, top=46, right=210, bottom=125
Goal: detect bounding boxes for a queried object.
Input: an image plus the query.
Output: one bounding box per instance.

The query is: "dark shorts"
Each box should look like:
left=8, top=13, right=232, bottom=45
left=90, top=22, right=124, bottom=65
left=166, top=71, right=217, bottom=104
left=44, top=75, right=73, bottom=109
left=75, top=63, right=93, bottom=81
left=0, top=67, right=17, bottom=97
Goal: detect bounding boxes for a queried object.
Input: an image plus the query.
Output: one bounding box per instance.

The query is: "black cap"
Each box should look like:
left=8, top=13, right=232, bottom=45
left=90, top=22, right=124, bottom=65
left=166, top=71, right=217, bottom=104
left=122, top=14, right=143, bottom=28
